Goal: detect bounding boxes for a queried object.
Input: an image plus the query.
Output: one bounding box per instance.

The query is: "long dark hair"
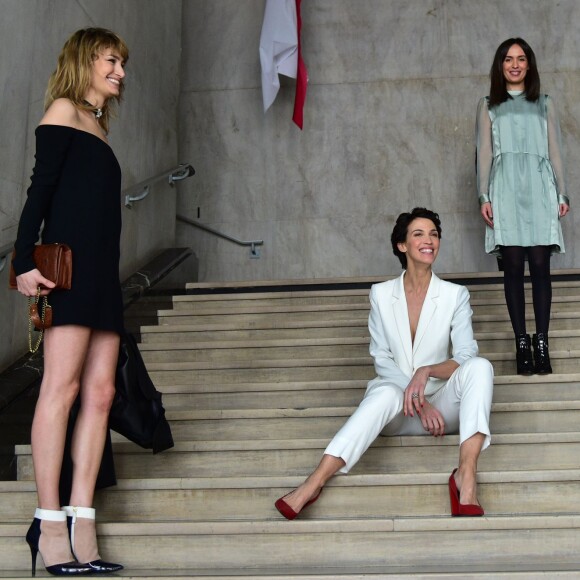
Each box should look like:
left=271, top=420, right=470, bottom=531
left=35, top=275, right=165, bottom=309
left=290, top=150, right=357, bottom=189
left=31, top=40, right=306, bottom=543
left=391, top=208, right=442, bottom=269
left=488, top=37, right=540, bottom=108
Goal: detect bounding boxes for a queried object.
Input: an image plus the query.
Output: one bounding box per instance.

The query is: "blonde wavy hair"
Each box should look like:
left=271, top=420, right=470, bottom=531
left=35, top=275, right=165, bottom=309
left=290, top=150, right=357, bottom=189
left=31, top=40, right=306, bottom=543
left=45, top=28, right=129, bottom=134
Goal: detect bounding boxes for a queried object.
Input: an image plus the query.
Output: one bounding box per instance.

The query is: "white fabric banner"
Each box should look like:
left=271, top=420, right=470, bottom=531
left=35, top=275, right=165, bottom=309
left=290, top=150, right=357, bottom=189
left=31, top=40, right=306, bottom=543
left=259, top=0, right=298, bottom=112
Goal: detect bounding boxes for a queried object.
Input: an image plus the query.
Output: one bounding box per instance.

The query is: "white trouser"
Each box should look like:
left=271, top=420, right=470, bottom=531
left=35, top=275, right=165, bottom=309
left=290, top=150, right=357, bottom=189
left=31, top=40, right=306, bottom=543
left=324, top=357, right=494, bottom=473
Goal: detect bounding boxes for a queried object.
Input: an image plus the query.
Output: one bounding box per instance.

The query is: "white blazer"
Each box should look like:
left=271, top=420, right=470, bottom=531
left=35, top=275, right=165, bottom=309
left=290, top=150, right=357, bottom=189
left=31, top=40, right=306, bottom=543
left=368, top=271, right=478, bottom=396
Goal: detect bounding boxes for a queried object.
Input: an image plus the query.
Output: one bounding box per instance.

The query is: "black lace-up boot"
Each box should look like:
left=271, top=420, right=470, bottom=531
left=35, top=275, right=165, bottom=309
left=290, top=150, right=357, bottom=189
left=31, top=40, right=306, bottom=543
left=533, top=332, right=552, bottom=374
left=515, top=334, right=534, bottom=375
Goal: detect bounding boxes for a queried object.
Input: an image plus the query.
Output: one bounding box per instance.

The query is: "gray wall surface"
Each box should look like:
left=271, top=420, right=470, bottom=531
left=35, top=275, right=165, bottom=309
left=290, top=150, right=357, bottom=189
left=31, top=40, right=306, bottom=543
left=177, top=0, right=580, bottom=282
left=1, top=0, right=579, bottom=372
left=0, top=0, right=182, bottom=371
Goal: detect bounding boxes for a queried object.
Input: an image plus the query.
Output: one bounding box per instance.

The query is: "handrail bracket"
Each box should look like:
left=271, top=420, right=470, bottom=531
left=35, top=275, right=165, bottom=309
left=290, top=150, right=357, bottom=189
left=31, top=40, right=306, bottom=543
left=125, top=164, right=195, bottom=208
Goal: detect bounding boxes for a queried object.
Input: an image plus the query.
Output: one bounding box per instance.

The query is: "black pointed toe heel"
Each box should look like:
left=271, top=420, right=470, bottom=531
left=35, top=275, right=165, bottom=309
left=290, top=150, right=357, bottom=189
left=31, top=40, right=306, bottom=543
left=26, top=509, right=92, bottom=577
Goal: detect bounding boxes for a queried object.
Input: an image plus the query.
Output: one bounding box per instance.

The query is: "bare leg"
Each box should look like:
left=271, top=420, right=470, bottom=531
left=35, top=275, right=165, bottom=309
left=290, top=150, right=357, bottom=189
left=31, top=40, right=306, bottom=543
left=69, top=330, right=119, bottom=507
left=281, top=454, right=345, bottom=514
left=453, top=432, right=485, bottom=505
left=31, top=326, right=92, bottom=509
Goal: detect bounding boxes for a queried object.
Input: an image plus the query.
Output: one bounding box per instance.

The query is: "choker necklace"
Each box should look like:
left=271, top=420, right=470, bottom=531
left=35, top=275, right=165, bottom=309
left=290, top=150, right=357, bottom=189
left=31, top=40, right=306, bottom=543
left=83, top=100, right=103, bottom=118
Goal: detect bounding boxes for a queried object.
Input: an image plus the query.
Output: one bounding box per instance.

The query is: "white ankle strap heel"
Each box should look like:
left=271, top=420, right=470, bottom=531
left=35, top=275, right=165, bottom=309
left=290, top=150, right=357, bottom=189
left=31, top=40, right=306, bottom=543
left=34, top=508, right=68, bottom=521
left=60, top=505, right=123, bottom=573
left=62, top=506, right=96, bottom=520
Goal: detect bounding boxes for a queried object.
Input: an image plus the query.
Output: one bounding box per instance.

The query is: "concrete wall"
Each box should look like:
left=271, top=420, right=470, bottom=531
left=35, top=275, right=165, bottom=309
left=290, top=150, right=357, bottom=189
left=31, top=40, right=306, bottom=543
left=0, top=0, right=182, bottom=371
left=178, top=0, right=580, bottom=282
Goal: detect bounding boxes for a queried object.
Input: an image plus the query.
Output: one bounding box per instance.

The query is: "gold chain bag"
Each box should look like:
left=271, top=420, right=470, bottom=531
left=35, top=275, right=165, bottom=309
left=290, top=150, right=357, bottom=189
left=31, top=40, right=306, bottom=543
left=9, top=244, right=72, bottom=352
left=28, top=288, right=52, bottom=353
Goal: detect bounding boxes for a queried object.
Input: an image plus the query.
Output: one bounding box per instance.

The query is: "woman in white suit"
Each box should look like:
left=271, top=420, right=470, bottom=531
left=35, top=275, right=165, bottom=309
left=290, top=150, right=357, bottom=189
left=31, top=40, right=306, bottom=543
left=275, top=208, right=494, bottom=519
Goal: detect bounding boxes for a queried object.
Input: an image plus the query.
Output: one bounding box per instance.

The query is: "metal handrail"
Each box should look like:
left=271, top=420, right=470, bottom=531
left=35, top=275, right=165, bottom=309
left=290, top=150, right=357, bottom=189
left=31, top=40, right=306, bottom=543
left=124, top=163, right=195, bottom=208
left=177, top=214, right=263, bottom=259
left=0, top=163, right=196, bottom=273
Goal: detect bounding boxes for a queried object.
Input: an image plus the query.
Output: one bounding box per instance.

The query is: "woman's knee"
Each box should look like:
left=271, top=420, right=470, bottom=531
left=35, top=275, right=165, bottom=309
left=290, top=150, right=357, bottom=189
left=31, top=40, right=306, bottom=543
left=368, top=383, right=404, bottom=404
left=38, top=376, right=81, bottom=410
left=363, top=384, right=404, bottom=419
left=457, top=357, right=494, bottom=398
left=462, top=357, right=493, bottom=378
left=82, top=381, right=116, bottom=414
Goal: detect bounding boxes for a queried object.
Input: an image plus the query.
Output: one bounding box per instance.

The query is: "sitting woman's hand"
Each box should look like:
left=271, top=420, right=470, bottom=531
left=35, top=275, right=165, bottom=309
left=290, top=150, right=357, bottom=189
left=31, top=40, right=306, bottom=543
left=404, top=367, right=430, bottom=417
left=418, top=401, right=445, bottom=437
left=16, top=269, right=56, bottom=297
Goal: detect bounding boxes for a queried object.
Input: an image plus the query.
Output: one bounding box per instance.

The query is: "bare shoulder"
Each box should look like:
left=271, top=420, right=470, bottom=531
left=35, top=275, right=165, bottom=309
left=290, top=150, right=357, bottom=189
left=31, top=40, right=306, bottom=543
left=39, top=98, right=80, bottom=128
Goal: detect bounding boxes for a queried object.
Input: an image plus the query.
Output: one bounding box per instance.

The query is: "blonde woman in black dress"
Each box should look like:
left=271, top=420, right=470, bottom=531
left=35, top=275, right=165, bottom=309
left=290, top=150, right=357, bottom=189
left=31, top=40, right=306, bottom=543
left=12, top=28, right=128, bottom=576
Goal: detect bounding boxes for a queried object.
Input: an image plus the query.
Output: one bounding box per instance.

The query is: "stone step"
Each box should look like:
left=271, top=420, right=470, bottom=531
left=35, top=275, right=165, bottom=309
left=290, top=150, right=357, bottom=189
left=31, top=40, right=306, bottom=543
left=157, top=378, right=580, bottom=410
left=4, top=568, right=580, bottom=580
left=16, top=432, right=580, bottom=480
left=476, top=331, right=580, bottom=353
left=1, top=516, right=579, bottom=571
left=141, top=328, right=580, bottom=347
left=469, top=282, right=580, bottom=300
left=145, top=350, right=580, bottom=385
left=4, top=468, right=580, bottom=523
left=166, top=295, right=580, bottom=316
left=140, top=340, right=371, bottom=364
left=184, top=271, right=580, bottom=290
left=155, top=298, right=580, bottom=324
left=138, top=333, right=580, bottom=363
left=140, top=324, right=371, bottom=343
left=140, top=311, right=580, bottom=339
left=168, top=293, right=580, bottom=316
left=472, top=314, right=580, bottom=332
left=172, top=290, right=371, bottom=309
left=157, top=307, right=371, bottom=326
left=154, top=373, right=580, bottom=394
left=146, top=351, right=579, bottom=373
left=486, top=352, right=580, bottom=375
left=153, top=372, right=580, bottom=394
left=138, top=321, right=578, bottom=345
left=148, top=362, right=375, bottom=386
left=168, top=281, right=580, bottom=310
left=156, top=404, right=580, bottom=442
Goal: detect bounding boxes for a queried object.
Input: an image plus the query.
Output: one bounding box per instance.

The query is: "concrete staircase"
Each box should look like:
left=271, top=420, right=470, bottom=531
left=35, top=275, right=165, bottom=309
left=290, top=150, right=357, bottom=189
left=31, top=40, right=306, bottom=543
left=2, top=274, right=580, bottom=578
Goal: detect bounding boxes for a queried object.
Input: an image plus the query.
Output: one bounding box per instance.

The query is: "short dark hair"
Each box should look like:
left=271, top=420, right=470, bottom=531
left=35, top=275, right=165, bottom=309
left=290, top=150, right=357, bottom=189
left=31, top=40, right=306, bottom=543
left=391, top=208, right=442, bottom=269
left=489, top=37, right=540, bottom=107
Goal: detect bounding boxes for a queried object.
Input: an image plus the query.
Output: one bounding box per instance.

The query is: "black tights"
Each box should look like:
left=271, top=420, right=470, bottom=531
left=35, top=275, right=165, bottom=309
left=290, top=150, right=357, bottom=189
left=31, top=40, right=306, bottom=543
left=500, top=246, right=552, bottom=336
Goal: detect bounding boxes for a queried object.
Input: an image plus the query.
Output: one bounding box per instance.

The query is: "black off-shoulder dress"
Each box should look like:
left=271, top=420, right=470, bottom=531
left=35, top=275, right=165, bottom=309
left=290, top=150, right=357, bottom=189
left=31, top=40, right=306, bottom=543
left=13, top=125, right=124, bottom=334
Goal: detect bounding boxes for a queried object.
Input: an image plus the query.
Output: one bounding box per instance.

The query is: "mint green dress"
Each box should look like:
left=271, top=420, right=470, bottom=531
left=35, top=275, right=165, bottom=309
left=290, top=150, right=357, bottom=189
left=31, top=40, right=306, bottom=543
left=476, top=91, right=569, bottom=256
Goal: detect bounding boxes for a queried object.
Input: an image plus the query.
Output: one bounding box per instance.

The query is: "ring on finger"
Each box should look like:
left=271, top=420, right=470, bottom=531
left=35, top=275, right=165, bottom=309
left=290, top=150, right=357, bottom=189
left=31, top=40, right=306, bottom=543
left=411, top=393, right=419, bottom=399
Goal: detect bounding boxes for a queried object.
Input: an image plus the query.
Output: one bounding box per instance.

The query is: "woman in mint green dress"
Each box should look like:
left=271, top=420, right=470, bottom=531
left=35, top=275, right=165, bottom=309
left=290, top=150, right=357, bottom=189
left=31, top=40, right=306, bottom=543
left=476, top=38, right=570, bottom=375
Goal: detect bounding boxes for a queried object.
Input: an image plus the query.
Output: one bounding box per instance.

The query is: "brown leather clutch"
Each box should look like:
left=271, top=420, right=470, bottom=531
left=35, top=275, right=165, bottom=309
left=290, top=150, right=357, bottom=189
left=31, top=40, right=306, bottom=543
left=9, top=243, right=72, bottom=290
left=30, top=296, right=52, bottom=330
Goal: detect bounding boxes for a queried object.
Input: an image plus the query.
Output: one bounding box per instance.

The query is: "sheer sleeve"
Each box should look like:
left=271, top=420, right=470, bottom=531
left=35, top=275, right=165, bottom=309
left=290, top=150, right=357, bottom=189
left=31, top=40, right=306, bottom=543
left=476, top=97, right=493, bottom=206
left=12, top=125, right=74, bottom=275
left=546, top=96, right=569, bottom=206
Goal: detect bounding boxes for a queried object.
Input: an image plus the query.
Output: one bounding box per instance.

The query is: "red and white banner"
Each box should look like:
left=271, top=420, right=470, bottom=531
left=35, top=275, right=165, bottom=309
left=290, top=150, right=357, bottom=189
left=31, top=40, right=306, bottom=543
left=259, top=0, right=308, bottom=129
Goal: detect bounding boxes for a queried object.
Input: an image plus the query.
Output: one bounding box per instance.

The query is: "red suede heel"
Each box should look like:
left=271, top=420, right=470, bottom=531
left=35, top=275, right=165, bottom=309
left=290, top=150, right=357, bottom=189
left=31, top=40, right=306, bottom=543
left=449, top=468, right=484, bottom=517
left=275, top=489, right=322, bottom=520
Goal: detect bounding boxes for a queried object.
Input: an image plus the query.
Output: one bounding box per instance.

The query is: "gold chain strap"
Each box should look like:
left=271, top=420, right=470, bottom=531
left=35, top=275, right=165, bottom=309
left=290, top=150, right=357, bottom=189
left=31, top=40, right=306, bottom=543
left=28, top=287, right=47, bottom=353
